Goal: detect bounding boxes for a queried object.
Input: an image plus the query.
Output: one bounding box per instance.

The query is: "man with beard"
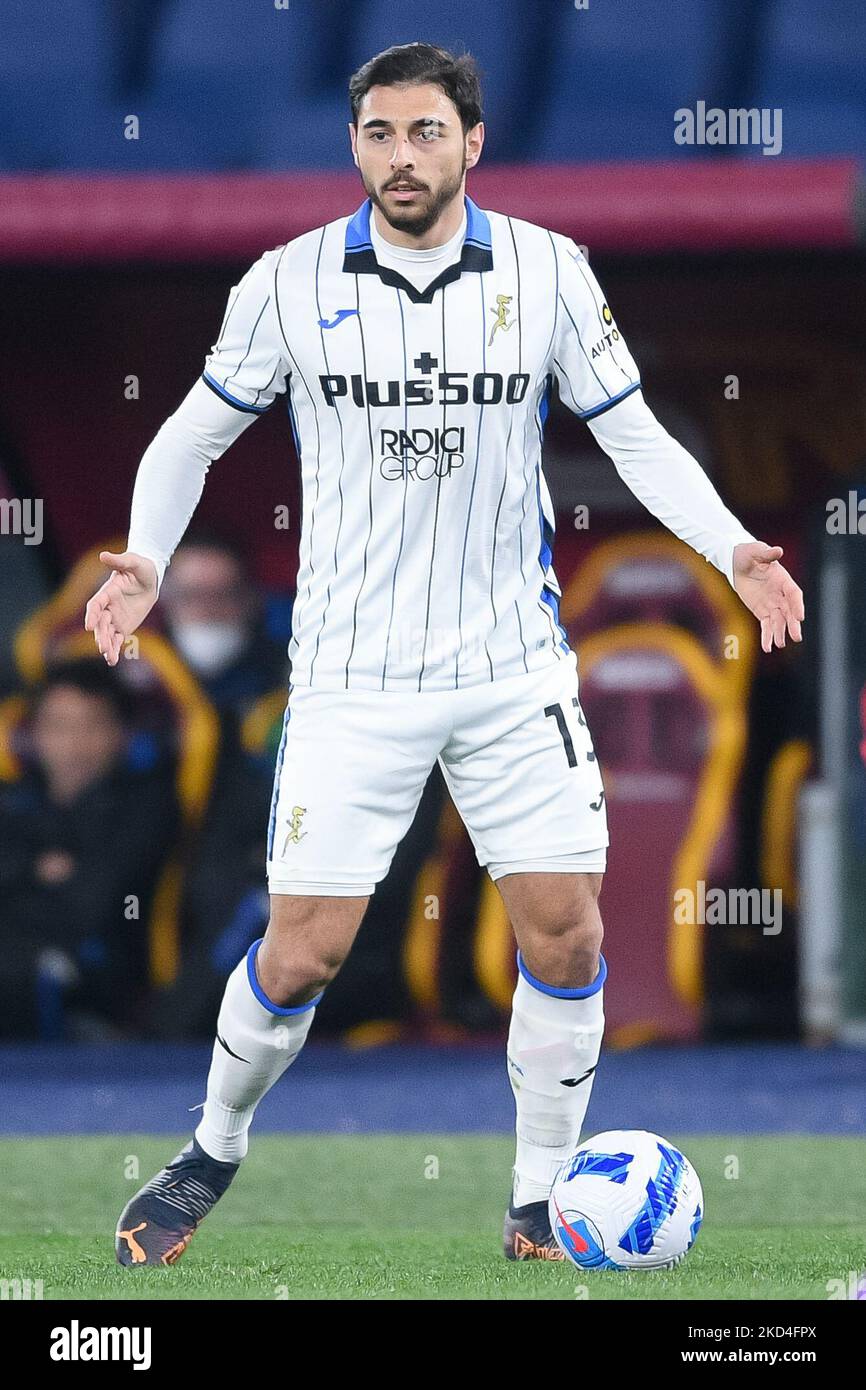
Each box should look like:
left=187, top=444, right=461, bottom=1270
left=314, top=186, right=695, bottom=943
left=85, top=43, right=803, bottom=1267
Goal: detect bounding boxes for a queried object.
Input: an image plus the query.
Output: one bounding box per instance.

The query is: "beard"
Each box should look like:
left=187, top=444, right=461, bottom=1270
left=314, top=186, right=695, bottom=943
left=364, top=157, right=467, bottom=239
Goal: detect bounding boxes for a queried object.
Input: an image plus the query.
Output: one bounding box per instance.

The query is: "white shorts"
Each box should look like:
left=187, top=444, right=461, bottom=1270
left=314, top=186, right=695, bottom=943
left=266, top=650, right=608, bottom=896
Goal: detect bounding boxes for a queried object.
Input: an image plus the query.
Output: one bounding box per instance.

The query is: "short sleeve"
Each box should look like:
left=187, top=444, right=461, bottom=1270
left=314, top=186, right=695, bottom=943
left=551, top=236, right=642, bottom=421
left=202, top=247, right=290, bottom=415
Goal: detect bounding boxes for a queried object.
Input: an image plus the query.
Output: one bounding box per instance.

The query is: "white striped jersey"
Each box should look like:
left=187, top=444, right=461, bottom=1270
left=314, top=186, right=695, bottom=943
left=202, top=196, right=641, bottom=692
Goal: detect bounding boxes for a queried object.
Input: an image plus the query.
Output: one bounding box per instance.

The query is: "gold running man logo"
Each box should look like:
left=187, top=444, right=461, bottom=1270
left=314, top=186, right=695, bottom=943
left=488, top=293, right=514, bottom=345
left=282, top=805, right=307, bottom=851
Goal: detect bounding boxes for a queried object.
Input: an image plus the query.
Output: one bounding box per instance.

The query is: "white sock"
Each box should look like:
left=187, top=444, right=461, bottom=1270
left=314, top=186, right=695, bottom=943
left=194, top=939, right=321, bottom=1163
left=507, top=951, right=606, bottom=1207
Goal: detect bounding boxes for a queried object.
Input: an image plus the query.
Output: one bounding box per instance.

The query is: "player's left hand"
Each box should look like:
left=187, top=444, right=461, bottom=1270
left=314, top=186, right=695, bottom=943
left=732, top=542, right=804, bottom=652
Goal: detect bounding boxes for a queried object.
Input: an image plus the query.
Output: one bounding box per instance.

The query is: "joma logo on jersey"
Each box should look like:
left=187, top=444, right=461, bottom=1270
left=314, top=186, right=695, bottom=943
left=379, top=427, right=465, bottom=481
left=320, top=372, right=530, bottom=409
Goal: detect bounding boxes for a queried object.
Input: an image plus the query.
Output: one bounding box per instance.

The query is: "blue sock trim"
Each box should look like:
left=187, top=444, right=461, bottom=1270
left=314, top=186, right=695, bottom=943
left=516, top=950, right=607, bottom=999
left=245, top=939, right=323, bottom=1016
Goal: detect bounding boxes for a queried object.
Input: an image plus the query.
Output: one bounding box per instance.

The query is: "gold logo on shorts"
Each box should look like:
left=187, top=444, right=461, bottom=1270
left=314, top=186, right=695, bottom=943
left=282, top=804, right=308, bottom=850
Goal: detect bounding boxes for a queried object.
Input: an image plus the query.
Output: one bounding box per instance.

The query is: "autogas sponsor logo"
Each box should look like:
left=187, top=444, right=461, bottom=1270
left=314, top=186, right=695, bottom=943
left=590, top=304, right=621, bottom=359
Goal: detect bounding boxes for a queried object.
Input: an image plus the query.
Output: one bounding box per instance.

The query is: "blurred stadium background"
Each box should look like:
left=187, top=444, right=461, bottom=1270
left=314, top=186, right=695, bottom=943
left=0, top=0, right=865, bottom=1297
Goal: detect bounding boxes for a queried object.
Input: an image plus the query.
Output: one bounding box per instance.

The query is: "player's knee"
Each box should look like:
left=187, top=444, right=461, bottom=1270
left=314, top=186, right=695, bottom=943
left=533, top=926, right=602, bottom=990
left=521, top=890, right=604, bottom=989
left=256, top=933, right=348, bottom=1007
left=535, top=881, right=602, bottom=943
left=259, top=955, right=342, bottom=1008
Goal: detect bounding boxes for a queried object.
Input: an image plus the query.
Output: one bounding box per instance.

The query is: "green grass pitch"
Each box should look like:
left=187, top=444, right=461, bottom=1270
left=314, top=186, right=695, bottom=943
left=1, top=1135, right=864, bottom=1300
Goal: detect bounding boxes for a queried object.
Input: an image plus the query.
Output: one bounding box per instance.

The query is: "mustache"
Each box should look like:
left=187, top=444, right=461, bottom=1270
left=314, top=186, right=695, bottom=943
left=383, top=177, right=429, bottom=192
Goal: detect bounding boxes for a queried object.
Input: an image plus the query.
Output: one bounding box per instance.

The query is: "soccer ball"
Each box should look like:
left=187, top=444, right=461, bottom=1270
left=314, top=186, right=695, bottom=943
left=549, top=1129, right=703, bottom=1270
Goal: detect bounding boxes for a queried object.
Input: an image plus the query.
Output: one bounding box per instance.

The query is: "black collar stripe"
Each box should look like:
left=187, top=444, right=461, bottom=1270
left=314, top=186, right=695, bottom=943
left=343, top=239, right=493, bottom=305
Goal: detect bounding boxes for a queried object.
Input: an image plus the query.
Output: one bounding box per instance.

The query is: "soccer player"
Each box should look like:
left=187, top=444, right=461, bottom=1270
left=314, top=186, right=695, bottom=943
left=86, top=44, right=804, bottom=1266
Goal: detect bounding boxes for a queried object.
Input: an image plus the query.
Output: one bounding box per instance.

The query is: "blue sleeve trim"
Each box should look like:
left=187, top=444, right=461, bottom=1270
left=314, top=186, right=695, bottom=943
left=245, top=939, right=323, bottom=1015
left=202, top=372, right=270, bottom=414
left=516, top=950, right=607, bottom=998
left=579, top=381, right=641, bottom=421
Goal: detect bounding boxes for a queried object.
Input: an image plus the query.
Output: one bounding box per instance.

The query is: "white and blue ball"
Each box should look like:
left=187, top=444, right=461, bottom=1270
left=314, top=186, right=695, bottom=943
left=549, top=1129, right=703, bottom=1270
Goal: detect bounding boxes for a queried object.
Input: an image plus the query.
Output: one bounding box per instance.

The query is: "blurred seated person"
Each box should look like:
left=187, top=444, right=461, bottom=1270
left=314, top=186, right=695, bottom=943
left=159, top=529, right=289, bottom=738
left=0, top=660, right=178, bottom=1039
left=150, top=531, right=287, bottom=1036
left=157, top=754, right=274, bottom=1039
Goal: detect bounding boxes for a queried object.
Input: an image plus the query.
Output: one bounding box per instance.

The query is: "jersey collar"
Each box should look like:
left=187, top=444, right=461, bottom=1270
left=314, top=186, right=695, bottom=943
left=343, top=195, right=493, bottom=305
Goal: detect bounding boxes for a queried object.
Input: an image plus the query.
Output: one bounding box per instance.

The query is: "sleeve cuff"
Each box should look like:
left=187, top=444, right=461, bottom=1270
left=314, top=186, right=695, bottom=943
left=201, top=372, right=270, bottom=415
left=721, top=534, right=756, bottom=589
left=125, top=543, right=167, bottom=597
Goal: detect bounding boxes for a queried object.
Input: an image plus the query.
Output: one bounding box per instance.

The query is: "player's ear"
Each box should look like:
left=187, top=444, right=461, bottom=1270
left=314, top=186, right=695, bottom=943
left=348, top=121, right=360, bottom=169
left=464, top=121, right=484, bottom=171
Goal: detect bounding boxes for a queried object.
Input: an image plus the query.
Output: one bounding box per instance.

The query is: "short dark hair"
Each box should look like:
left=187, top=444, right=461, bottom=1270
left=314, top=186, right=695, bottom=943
left=32, top=658, right=134, bottom=725
left=178, top=524, right=250, bottom=575
left=349, top=42, right=483, bottom=133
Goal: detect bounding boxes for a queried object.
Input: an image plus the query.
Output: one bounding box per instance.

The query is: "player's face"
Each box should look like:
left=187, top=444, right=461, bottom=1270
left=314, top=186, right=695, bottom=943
left=350, top=82, right=483, bottom=240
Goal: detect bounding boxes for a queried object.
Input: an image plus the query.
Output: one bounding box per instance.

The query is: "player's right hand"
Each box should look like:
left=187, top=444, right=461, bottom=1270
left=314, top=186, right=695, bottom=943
left=84, top=550, right=159, bottom=666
